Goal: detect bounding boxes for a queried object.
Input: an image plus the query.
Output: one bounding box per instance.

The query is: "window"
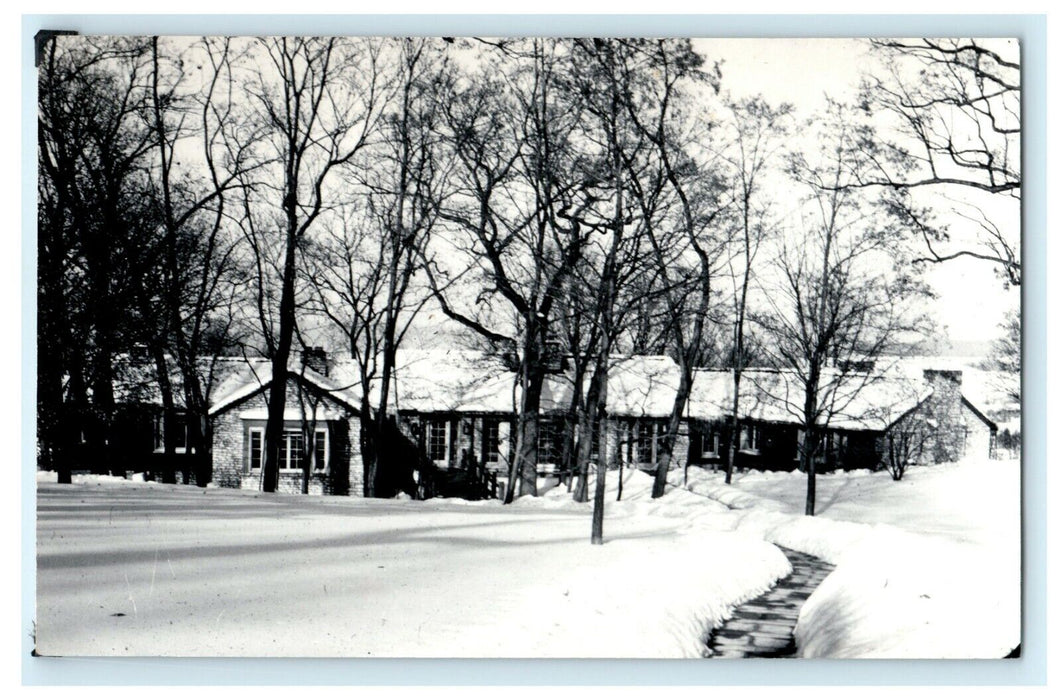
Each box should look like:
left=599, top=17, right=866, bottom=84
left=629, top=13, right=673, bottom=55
left=427, top=419, right=448, bottom=462
left=314, top=432, right=327, bottom=471
left=537, top=419, right=560, bottom=464
left=482, top=419, right=501, bottom=463
left=697, top=426, right=720, bottom=458
left=740, top=424, right=760, bottom=452
left=281, top=431, right=305, bottom=472
left=635, top=421, right=657, bottom=464
left=248, top=428, right=263, bottom=473
left=154, top=413, right=191, bottom=453
left=248, top=427, right=328, bottom=473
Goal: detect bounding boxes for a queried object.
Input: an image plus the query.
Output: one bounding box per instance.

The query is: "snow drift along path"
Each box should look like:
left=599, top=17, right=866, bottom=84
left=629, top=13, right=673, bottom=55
left=678, top=460, right=1021, bottom=658
left=36, top=471, right=788, bottom=658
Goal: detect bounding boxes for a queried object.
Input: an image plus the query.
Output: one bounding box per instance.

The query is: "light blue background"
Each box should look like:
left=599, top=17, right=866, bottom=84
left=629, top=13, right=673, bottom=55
left=22, top=14, right=1047, bottom=686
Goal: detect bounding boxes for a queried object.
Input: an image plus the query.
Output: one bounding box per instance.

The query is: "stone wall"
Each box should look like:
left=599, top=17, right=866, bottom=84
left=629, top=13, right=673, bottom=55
left=209, top=376, right=359, bottom=496
left=880, top=370, right=990, bottom=466
left=211, top=408, right=245, bottom=488
left=920, top=369, right=966, bottom=463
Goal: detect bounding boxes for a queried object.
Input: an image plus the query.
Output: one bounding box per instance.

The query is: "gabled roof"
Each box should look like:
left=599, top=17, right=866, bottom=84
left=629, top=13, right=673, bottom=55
left=208, top=362, right=360, bottom=417
left=883, top=355, right=1020, bottom=419
left=961, top=395, right=999, bottom=432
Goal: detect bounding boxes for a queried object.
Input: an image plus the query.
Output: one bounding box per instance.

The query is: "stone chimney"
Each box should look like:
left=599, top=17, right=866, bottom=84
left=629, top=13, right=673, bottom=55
left=922, top=369, right=964, bottom=462
left=301, top=346, right=329, bottom=377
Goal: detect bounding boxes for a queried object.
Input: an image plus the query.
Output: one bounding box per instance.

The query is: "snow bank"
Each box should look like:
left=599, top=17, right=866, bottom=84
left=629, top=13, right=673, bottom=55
left=35, top=458, right=1017, bottom=658
left=796, top=531, right=1019, bottom=658
left=36, top=471, right=788, bottom=658
left=678, top=461, right=1021, bottom=658
left=35, top=471, right=150, bottom=484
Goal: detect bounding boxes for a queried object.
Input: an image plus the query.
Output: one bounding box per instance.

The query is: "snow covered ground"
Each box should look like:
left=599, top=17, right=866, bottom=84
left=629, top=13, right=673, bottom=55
left=35, top=459, right=1020, bottom=659
left=35, top=471, right=787, bottom=658
left=677, top=459, right=1021, bottom=658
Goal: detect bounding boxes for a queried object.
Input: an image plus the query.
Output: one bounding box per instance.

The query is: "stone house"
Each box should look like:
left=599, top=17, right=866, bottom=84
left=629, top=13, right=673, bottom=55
left=687, top=366, right=997, bottom=473
left=109, top=348, right=999, bottom=498
left=207, top=356, right=363, bottom=495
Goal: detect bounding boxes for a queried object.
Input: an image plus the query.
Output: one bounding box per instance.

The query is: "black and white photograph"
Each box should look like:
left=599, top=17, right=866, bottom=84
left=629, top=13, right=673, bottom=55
left=33, top=32, right=1022, bottom=660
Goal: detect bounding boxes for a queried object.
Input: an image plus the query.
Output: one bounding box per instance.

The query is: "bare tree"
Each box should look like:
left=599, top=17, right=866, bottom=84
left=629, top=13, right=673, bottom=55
left=307, top=38, right=451, bottom=497
left=37, top=36, right=156, bottom=479
left=617, top=38, right=729, bottom=500
left=883, top=415, right=931, bottom=481
left=757, top=103, right=930, bottom=516
left=242, top=37, right=386, bottom=493
left=860, top=38, right=1020, bottom=287
left=720, top=97, right=791, bottom=485
left=145, top=36, right=259, bottom=485
left=980, top=312, right=1021, bottom=404
left=428, top=39, right=596, bottom=502
left=552, top=267, right=600, bottom=494
left=562, top=38, right=677, bottom=540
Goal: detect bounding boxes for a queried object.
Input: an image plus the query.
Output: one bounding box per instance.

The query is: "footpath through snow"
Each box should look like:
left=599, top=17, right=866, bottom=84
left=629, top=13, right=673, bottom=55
left=672, top=460, right=1021, bottom=658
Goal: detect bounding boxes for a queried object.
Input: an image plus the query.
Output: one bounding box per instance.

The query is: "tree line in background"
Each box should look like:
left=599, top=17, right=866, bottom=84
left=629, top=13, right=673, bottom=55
left=37, top=36, right=1020, bottom=534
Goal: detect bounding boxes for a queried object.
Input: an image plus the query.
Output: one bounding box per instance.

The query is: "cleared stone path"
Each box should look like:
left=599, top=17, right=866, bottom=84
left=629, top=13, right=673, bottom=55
left=704, top=546, right=835, bottom=658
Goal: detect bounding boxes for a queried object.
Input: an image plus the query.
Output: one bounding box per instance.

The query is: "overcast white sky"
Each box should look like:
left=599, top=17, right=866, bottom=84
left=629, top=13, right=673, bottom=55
left=146, top=35, right=1019, bottom=355
left=693, top=38, right=1020, bottom=350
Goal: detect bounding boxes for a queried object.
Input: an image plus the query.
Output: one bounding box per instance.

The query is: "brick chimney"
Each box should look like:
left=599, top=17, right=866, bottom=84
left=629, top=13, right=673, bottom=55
left=301, top=346, right=329, bottom=377
left=922, top=369, right=964, bottom=462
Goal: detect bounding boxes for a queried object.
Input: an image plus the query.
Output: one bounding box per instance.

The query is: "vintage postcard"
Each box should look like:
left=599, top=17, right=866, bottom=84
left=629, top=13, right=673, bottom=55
left=34, top=34, right=1021, bottom=659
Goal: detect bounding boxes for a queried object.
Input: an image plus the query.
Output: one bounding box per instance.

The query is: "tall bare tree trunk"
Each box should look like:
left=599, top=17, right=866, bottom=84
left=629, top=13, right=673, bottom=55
left=651, top=368, right=691, bottom=498
left=262, top=223, right=299, bottom=493
left=574, top=361, right=606, bottom=503
left=589, top=379, right=610, bottom=545
left=511, top=360, right=545, bottom=501
left=802, top=379, right=820, bottom=516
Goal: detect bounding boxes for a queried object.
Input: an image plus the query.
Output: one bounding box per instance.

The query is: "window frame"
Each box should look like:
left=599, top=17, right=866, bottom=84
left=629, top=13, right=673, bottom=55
left=537, top=417, right=561, bottom=466
left=153, top=412, right=193, bottom=454
left=426, top=418, right=449, bottom=464
left=482, top=418, right=501, bottom=464
left=247, top=424, right=329, bottom=474
left=740, top=424, right=761, bottom=454
left=248, top=427, right=264, bottom=473
left=698, top=426, right=720, bottom=459
left=634, top=420, right=659, bottom=465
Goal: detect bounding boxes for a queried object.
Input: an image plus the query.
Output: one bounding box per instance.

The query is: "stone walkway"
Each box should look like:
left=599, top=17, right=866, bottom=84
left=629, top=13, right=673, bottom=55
left=704, top=546, right=835, bottom=658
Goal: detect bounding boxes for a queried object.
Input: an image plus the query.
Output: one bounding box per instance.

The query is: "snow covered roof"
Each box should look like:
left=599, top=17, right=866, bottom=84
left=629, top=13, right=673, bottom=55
left=688, top=369, right=932, bottom=431
left=538, top=355, right=683, bottom=417
left=113, top=355, right=277, bottom=409
left=119, top=349, right=1000, bottom=433
left=208, top=360, right=359, bottom=416
left=384, top=349, right=517, bottom=414
left=328, top=351, right=683, bottom=417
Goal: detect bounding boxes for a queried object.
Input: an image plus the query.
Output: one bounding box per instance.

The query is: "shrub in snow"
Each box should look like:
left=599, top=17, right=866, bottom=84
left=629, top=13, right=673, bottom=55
left=883, top=418, right=931, bottom=481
